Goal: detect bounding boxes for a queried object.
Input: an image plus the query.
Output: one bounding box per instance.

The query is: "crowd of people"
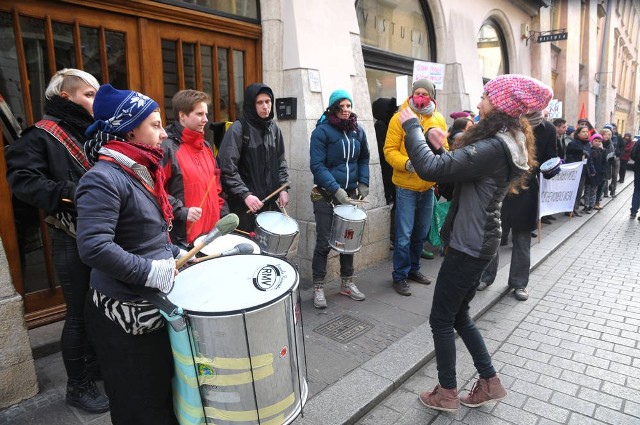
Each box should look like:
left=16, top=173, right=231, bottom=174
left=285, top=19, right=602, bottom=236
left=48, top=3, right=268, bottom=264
left=5, top=67, right=638, bottom=422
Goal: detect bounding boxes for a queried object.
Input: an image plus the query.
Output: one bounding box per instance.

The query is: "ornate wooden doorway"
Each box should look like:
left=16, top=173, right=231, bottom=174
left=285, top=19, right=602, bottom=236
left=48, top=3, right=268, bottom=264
left=0, top=0, right=261, bottom=327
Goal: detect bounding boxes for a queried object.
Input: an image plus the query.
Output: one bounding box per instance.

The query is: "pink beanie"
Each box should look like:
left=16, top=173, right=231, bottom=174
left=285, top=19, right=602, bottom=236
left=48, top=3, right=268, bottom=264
left=450, top=111, right=471, bottom=119
left=483, top=74, right=553, bottom=118
left=589, top=133, right=603, bottom=143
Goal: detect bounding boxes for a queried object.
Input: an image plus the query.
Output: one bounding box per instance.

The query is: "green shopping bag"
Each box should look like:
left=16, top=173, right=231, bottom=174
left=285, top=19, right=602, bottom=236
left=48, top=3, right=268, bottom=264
left=428, top=200, right=451, bottom=246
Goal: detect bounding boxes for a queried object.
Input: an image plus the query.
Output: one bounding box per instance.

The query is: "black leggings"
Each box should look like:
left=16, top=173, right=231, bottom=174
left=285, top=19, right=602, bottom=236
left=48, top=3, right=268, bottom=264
left=51, top=228, right=94, bottom=384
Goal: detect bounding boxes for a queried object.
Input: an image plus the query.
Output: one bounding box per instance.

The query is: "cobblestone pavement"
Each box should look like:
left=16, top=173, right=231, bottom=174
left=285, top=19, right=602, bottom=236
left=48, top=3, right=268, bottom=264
left=356, top=185, right=640, bottom=425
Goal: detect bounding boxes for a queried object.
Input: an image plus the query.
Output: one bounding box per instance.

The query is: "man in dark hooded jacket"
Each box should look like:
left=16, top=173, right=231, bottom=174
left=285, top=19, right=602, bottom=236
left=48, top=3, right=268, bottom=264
left=218, top=83, right=289, bottom=231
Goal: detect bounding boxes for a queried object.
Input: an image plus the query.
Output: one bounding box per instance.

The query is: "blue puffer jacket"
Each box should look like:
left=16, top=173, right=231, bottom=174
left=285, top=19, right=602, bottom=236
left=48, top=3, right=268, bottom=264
left=309, top=119, right=370, bottom=194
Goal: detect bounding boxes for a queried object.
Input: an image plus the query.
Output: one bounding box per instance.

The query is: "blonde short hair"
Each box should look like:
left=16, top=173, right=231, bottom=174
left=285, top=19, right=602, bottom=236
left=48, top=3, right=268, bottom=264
left=45, top=68, right=100, bottom=99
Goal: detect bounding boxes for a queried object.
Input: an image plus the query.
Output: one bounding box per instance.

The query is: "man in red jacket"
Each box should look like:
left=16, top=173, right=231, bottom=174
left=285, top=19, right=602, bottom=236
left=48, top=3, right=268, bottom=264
left=162, top=90, right=227, bottom=246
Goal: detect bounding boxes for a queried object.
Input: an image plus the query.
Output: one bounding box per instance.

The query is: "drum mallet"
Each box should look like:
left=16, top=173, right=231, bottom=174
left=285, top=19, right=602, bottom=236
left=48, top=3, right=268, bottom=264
left=246, top=182, right=290, bottom=214
left=175, top=213, right=239, bottom=268
left=196, top=243, right=255, bottom=262
left=234, top=229, right=257, bottom=239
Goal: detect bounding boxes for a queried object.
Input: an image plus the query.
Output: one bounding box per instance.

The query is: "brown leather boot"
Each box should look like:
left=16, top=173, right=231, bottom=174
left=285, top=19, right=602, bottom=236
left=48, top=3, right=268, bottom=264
left=460, top=375, right=507, bottom=407
left=418, top=384, right=459, bottom=412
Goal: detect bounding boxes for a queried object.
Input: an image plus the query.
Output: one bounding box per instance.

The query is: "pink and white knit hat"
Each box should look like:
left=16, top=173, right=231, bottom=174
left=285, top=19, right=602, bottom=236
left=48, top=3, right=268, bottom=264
left=483, top=74, right=553, bottom=118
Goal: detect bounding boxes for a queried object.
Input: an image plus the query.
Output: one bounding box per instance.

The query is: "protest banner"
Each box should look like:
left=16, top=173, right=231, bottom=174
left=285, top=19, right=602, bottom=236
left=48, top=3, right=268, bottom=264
left=539, top=162, right=583, bottom=217
left=412, top=60, right=445, bottom=90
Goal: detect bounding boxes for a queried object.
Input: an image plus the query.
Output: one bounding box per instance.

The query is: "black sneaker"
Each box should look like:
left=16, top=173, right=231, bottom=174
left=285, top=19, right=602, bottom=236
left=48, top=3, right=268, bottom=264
left=66, top=380, right=110, bottom=413
left=393, top=279, right=412, bottom=296
left=408, top=271, right=432, bottom=285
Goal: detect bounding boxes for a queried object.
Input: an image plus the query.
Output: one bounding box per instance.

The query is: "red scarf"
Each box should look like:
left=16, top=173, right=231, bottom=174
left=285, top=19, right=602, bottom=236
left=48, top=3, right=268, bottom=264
left=101, top=140, right=174, bottom=225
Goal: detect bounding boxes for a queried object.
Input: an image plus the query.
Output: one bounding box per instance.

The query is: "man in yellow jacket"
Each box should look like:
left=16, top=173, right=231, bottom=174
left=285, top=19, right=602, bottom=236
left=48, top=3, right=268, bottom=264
left=384, top=79, right=448, bottom=296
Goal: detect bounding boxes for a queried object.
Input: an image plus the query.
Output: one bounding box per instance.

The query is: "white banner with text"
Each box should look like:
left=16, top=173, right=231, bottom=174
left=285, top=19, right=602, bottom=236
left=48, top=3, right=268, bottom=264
left=539, top=162, right=583, bottom=217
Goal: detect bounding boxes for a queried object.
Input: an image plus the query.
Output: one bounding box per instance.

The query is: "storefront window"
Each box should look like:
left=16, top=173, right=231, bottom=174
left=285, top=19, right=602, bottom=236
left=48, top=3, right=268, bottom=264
left=155, top=0, right=258, bottom=21
left=477, top=20, right=508, bottom=84
left=357, top=0, right=435, bottom=112
left=357, top=0, right=430, bottom=60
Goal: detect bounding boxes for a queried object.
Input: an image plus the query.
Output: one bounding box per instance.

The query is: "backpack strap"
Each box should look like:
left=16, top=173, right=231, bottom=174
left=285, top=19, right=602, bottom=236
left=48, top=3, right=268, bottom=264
left=35, top=120, right=90, bottom=170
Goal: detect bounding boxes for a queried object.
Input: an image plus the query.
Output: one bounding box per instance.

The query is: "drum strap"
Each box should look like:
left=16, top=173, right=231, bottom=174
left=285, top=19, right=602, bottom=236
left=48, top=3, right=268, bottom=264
left=131, top=286, right=185, bottom=331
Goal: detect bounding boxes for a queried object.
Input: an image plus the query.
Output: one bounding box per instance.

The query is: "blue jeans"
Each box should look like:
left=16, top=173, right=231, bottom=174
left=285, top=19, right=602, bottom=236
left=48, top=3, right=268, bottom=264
left=631, top=170, right=640, bottom=215
left=430, top=248, right=496, bottom=389
left=392, top=187, right=433, bottom=281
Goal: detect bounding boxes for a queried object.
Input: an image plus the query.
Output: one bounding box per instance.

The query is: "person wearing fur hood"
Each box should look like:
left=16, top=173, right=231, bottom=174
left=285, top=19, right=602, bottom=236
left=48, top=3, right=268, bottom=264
left=399, top=74, right=552, bottom=413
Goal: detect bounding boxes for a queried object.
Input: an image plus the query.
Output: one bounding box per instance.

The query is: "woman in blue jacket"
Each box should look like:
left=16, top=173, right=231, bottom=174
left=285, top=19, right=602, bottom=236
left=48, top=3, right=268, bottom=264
left=309, top=89, right=369, bottom=309
left=76, top=85, right=181, bottom=425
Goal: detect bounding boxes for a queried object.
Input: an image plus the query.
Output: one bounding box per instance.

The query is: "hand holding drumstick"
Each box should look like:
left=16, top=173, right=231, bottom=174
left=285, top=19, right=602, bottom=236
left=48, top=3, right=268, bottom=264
left=246, top=182, right=290, bottom=214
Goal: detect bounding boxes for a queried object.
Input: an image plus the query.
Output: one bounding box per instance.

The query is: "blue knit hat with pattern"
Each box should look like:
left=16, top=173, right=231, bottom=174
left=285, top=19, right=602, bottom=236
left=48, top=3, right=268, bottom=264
left=328, top=89, right=353, bottom=109
left=86, top=84, right=159, bottom=137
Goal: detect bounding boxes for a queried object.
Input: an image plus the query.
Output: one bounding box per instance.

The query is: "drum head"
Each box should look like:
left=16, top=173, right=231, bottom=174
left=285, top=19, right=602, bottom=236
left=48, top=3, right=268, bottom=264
left=540, top=157, right=560, bottom=171
left=167, top=255, right=298, bottom=314
left=333, top=205, right=367, bottom=220
left=194, top=233, right=260, bottom=256
left=255, top=211, right=299, bottom=235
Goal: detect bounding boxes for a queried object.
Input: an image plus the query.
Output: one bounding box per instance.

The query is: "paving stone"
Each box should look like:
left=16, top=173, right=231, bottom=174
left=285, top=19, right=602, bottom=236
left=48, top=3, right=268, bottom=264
left=550, top=391, right=596, bottom=416
left=593, top=405, right=640, bottom=425
left=536, top=375, right=579, bottom=396
left=523, top=397, right=570, bottom=422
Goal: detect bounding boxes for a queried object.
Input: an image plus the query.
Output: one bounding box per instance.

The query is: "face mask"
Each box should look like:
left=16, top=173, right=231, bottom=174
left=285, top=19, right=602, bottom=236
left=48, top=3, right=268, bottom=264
left=412, top=94, right=430, bottom=109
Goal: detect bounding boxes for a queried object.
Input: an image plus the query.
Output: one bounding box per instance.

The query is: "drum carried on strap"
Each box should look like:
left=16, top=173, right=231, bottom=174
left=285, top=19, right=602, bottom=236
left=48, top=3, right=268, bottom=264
left=163, top=255, right=307, bottom=425
left=254, top=211, right=299, bottom=257
left=329, top=205, right=367, bottom=253
left=540, top=157, right=562, bottom=179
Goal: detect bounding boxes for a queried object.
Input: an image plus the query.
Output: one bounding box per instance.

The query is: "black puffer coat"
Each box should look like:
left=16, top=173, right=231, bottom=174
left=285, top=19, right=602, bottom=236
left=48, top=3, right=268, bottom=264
left=403, top=119, right=528, bottom=260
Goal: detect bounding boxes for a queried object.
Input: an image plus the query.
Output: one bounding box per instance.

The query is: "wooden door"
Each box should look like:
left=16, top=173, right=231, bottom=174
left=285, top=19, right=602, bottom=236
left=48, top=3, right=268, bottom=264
left=0, top=1, right=141, bottom=327
left=142, top=21, right=261, bottom=125
left=0, top=0, right=261, bottom=327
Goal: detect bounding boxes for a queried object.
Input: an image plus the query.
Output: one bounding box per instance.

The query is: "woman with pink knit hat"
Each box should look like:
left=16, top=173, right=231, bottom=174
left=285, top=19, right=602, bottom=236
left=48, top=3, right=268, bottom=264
left=398, top=74, right=552, bottom=412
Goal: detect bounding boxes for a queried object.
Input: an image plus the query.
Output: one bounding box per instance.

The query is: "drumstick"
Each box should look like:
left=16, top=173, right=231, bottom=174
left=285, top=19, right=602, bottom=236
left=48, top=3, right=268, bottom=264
left=61, top=198, right=74, bottom=204
left=176, top=213, right=239, bottom=268
left=195, top=243, right=255, bottom=262
left=234, top=229, right=257, bottom=238
left=246, top=182, right=290, bottom=213
left=280, top=205, right=289, bottom=216
left=198, top=177, right=218, bottom=209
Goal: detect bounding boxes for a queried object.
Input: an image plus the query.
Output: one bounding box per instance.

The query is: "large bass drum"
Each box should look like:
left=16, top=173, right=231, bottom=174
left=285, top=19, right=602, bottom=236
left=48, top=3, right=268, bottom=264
left=165, top=255, right=307, bottom=425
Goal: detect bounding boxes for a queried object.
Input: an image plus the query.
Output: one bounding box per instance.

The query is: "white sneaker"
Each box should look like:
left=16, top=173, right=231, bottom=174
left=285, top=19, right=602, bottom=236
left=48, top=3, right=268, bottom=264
left=313, top=286, right=327, bottom=309
left=340, top=279, right=365, bottom=301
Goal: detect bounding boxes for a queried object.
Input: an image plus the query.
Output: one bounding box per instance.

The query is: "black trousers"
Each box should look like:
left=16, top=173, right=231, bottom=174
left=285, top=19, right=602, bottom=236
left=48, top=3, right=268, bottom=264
left=84, top=295, right=178, bottom=425
left=51, top=228, right=94, bottom=384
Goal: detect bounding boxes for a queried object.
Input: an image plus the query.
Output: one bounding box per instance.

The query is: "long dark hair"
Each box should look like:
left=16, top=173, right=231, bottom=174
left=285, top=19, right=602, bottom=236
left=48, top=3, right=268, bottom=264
left=454, top=110, right=537, bottom=193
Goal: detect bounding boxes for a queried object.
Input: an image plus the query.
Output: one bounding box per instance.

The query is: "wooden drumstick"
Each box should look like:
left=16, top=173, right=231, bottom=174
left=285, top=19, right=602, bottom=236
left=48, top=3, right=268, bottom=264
left=234, top=229, right=257, bottom=238
left=246, top=182, right=290, bottom=214
left=62, top=198, right=74, bottom=204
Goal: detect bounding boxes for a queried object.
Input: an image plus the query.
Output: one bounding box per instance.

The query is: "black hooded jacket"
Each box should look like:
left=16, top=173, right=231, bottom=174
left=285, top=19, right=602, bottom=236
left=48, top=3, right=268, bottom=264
left=218, top=83, right=288, bottom=203
left=372, top=97, right=396, bottom=203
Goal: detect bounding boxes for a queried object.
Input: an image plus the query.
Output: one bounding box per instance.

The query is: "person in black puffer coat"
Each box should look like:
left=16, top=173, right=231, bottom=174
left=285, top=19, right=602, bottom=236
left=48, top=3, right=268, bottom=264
left=6, top=69, right=108, bottom=413
left=401, top=74, right=551, bottom=413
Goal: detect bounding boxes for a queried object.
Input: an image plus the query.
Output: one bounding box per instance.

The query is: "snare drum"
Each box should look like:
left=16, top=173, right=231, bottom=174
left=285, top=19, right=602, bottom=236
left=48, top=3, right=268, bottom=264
left=540, top=157, right=562, bottom=179
left=165, top=255, right=307, bottom=425
left=254, top=212, right=299, bottom=256
left=329, top=205, right=367, bottom=253
left=194, top=233, right=261, bottom=256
